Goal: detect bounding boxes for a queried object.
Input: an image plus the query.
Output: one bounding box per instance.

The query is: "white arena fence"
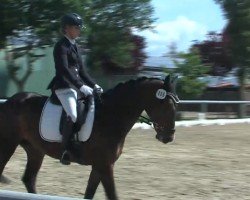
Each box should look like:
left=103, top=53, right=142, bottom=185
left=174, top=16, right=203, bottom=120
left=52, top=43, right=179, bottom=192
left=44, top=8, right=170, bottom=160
left=180, top=100, right=250, bottom=119
left=0, top=190, right=83, bottom=200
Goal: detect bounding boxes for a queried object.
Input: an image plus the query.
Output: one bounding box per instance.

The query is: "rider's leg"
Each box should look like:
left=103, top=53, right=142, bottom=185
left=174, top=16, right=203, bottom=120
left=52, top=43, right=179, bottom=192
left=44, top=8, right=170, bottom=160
left=60, top=116, right=74, bottom=165
left=55, top=88, right=77, bottom=165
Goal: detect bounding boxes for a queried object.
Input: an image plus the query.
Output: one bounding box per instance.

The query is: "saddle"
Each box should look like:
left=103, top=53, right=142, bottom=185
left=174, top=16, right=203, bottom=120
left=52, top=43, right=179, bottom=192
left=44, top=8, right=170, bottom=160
left=49, top=92, right=89, bottom=139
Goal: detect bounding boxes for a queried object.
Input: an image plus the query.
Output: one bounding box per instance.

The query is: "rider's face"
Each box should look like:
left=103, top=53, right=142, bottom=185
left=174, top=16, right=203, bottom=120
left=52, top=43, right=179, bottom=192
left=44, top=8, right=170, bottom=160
left=65, top=25, right=81, bottom=39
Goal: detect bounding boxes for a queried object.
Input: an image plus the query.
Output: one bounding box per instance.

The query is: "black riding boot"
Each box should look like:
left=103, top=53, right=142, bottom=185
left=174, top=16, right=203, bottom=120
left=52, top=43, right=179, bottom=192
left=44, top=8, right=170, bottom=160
left=60, top=116, right=74, bottom=165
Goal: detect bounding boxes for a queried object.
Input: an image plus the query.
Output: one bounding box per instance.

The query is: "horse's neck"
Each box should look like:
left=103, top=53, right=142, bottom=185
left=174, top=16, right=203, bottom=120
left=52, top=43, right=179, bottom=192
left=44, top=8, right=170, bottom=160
left=101, top=85, right=144, bottom=136
left=113, top=90, right=143, bottom=122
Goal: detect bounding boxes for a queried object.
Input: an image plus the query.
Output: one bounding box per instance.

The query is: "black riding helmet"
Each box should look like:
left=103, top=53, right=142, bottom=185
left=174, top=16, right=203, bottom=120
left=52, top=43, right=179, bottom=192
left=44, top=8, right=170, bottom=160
left=61, top=13, right=84, bottom=28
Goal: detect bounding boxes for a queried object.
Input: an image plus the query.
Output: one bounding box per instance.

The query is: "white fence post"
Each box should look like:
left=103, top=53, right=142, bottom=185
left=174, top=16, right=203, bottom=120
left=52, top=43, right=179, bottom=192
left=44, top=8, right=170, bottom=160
left=198, top=103, right=207, bottom=120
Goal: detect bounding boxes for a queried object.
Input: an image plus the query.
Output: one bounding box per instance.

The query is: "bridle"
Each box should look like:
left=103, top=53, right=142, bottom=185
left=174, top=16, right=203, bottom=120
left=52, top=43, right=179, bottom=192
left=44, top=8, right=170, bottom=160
left=139, top=92, right=179, bottom=134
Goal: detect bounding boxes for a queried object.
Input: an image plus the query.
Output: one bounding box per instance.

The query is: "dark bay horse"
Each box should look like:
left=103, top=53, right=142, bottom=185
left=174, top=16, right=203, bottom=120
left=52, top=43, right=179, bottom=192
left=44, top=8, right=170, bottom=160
left=0, top=75, right=178, bottom=200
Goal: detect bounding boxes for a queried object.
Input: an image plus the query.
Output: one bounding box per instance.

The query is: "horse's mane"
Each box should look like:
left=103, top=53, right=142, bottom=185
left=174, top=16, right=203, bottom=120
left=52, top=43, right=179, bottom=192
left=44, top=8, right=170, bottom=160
left=103, top=76, right=162, bottom=99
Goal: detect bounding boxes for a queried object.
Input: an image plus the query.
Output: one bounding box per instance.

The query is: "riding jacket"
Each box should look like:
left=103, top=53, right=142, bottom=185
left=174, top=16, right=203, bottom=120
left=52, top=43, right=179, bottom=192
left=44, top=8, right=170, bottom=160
left=47, top=36, right=95, bottom=91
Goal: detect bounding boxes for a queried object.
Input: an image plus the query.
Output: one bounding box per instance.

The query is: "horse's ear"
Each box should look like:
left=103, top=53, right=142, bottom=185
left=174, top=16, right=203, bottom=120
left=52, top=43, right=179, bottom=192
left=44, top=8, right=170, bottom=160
left=164, top=74, right=178, bottom=92
left=164, top=74, right=173, bottom=92
left=172, top=75, right=178, bottom=84
left=171, top=75, right=178, bottom=93
left=164, top=74, right=171, bottom=86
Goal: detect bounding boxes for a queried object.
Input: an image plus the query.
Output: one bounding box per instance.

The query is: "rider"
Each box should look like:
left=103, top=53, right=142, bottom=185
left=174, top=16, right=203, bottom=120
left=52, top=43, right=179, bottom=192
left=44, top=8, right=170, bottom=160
left=47, top=13, right=103, bottom=165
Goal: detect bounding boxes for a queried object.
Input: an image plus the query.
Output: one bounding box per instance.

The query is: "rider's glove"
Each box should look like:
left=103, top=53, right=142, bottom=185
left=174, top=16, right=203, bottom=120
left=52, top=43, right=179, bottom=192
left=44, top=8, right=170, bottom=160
left=94, top=84, right=103, bottom=93
left=80, top=85, right=93, bottom=96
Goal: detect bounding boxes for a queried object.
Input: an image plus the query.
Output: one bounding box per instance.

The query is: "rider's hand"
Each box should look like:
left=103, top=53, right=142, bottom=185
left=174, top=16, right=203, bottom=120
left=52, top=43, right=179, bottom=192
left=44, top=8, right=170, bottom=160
left=80, top=85, right=93, bottom=96
left=94, top=84, right=103, bottom=93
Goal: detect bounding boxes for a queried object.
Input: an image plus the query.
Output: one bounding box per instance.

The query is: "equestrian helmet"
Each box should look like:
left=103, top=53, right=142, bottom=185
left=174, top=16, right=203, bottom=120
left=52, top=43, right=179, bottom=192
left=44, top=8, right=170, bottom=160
left=61, top=13, right=83, bottom=28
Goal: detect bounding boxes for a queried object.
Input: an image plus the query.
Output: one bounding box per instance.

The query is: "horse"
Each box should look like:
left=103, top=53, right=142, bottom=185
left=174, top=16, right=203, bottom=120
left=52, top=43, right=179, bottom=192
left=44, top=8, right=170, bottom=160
left=0, top=75, right=179, bottom=200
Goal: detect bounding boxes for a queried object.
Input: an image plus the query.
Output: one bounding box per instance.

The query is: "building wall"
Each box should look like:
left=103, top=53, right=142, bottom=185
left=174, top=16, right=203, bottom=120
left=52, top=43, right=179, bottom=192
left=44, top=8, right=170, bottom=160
left=0, top=47, right=55, bottom=97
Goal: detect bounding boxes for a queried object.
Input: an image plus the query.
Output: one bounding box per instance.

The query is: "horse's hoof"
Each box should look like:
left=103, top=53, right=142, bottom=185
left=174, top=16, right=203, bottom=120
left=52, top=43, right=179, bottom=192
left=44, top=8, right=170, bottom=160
left=60, top=151, right=71, bottom=165
left=0, top=175, right=11, bottom=184
left=60, top=159, right=71, bottom=165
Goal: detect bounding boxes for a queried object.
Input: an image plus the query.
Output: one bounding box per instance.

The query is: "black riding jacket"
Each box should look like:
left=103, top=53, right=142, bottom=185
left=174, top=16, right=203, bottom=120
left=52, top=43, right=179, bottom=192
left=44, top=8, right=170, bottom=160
left=47, top=37, right=95, bottom=91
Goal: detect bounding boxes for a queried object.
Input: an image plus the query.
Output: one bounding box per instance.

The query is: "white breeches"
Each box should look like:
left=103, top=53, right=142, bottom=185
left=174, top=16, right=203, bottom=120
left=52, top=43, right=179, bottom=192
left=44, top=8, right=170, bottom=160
left=55, top=88, right=78, bottom=123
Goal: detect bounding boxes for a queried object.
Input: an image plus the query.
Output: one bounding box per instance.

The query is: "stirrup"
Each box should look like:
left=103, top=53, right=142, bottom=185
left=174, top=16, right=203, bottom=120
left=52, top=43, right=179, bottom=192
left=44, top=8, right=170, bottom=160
left=60, top=150, right=71, bottom=165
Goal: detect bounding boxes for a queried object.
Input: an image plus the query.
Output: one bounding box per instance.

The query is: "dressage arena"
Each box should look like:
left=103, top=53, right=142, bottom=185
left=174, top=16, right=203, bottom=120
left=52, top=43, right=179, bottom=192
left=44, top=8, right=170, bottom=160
left=1, top=123, right=250, bottom=200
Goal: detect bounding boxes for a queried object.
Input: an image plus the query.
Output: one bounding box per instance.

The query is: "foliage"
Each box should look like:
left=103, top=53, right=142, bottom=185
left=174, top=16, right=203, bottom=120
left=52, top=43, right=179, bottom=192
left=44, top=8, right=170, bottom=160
left=168, top=48, right=209, bottom=99
left=85, top=0, right=154, bottom=71
left=193, top=32, right=233, bottom=76
left=0, top=0, right=86, bottom=48
left=214, top=0, right=250, bottom=84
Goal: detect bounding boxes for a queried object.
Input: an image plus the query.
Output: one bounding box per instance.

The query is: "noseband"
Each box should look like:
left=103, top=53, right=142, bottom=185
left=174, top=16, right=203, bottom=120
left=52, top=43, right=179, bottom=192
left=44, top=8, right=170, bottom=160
left=139, top=115, right=176, bottom=134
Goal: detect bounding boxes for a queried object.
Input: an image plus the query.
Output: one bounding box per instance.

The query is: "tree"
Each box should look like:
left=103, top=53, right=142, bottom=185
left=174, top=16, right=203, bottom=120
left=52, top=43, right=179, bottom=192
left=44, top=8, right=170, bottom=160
left=100, top=32, right=147, bottom=74
left=193, top=31, right=233, bottom=76
left=130, top=34, right=147, bottom=70
left=214, top=0, right=250, bottom=85
left=84, top=0, right=155, bottom=71
left=0, top=0, right=86, bottom=48
left=168, top=48, right=209, bottom=99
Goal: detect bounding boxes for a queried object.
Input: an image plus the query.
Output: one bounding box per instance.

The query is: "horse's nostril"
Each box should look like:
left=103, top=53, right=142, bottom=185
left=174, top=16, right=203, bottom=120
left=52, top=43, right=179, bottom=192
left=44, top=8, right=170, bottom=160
left=156, top=134, right=163, bottom=141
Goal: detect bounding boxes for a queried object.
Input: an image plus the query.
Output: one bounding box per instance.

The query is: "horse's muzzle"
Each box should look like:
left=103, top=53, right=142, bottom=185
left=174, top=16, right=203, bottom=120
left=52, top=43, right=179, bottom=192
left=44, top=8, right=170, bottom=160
left=156, top=134, right=174, bottom=143
left=155, top=129, right=175, bottom=144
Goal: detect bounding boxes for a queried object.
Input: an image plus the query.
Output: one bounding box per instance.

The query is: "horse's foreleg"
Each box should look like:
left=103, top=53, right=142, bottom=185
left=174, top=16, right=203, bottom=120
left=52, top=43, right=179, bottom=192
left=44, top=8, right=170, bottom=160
left=21, top=143, right=44, bottom=193
left=0, top=138, right=19, bottom=183
left=84, top=167, right=101, bottom=199
left=99, top=164, right=118, bottom=200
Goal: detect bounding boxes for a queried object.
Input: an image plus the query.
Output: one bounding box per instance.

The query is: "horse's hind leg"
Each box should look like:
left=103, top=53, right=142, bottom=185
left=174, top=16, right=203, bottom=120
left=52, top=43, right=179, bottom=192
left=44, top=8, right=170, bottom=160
left=21, top=142, right=44, bottom=193
left=0, top=138, right=19, bottom=183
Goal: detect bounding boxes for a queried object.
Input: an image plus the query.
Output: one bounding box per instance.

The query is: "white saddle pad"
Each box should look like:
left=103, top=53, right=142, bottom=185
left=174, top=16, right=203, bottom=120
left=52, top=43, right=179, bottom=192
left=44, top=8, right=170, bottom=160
left=39, top=98, right=95, bottom=143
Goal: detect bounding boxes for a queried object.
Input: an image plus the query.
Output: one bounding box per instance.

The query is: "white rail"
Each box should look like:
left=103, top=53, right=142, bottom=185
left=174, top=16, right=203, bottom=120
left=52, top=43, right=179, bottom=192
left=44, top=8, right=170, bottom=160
left=0, top=190, right=83, bottom=200
left=0, top=99, right=7, bottom=103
